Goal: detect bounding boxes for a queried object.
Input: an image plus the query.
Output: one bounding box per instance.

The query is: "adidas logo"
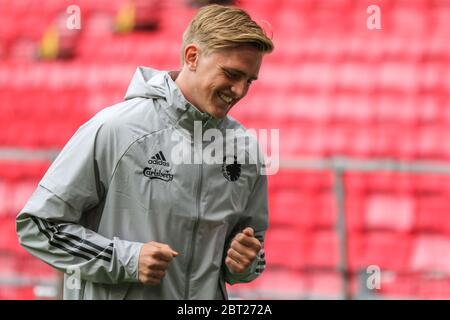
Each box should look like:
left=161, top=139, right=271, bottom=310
left=143, top=150, right=173, bottom=182
left=147, top=151, right=170, bottom=167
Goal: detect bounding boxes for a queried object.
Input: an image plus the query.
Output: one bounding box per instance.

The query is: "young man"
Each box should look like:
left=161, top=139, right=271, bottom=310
left=16, top=4, right=273, bottom=299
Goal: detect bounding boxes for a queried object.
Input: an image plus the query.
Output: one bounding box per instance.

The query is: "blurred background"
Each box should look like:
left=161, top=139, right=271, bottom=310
left=1, top=0, right=450, bottom=299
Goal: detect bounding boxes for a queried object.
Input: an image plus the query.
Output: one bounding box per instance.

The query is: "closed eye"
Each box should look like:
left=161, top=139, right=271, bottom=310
left=223, top=69, right=255, bottom=86
left=224, top=69, right=240, bottom=80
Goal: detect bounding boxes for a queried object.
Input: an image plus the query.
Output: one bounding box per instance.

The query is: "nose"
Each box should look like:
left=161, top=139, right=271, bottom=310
left=230, top=80, right=248, bottom=99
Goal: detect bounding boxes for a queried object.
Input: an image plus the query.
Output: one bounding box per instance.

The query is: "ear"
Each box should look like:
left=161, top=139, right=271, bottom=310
left=183, top=44, right=200, bottom=71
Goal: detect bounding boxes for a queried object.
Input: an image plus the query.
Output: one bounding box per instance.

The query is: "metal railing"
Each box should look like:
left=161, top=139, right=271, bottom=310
left=281, top=156, right=450, bottom=299
left=2, top=149, right=450, bottom=299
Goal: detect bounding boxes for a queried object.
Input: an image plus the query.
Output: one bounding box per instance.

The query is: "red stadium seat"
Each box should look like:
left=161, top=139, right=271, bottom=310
left=18, top=255, right=58, bottom=279
left=307, top=230, right=339, bottom=269
left=228, top=268, right=309, bottom=299
left=264, top=227, right=309, bottom=269
left=0, top=286, right=36, bottom=300
left=415, top=194, right=450, bottom=234
left=378, top=273, right=450, bottom=299
left=10, top=181, right=39, bottom=216
left=0, top=217, right=24, bottom=254
left=269, top=189, right=315, bottom=229
left=348, top=231, right=413, bottom=273
left=0, top=180, right=10, bottom=217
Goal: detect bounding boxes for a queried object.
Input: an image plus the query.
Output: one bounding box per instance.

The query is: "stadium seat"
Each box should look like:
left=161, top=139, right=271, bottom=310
left=307, top=230, right=339, bottom=269
left=269, top=189, right=315, bottom=229
left=264, top=227, right=309, bottom=269
left=377, top=272, right=450, bottom=299
left=307, top=271, right=343, bottom=299
left=410, top=234, right=450, bottom=274
left=0, top=180, right=10, bottom=217
left=228, top=268, right=309, bottom=299
left=348, top=231, right=413, bottom=273
left=364, top=193, right=415, bottom=232
left=0, top=286, right=36, bottom=300
left=415, top=194, right=450, bottom=234
left=0, top=217, right=23, bottom=254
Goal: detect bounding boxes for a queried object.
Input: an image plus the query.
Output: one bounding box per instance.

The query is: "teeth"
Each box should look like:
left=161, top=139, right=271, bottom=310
left=218, top=92, right=233, bottom=104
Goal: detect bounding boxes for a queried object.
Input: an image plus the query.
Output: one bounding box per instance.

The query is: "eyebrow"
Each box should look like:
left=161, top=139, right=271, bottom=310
left=222, top=67, right=258, bottom=81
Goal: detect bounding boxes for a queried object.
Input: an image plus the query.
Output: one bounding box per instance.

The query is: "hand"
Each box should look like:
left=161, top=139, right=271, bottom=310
left=138, top=241, right=178, bottom=285
left=225, top=227, right=262, bottom=274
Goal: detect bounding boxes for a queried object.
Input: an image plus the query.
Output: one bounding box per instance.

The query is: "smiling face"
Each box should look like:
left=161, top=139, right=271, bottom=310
left=178, top=45, right=264, bottom=119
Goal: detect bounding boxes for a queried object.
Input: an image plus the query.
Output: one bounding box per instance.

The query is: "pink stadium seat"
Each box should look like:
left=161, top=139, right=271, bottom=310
left=344, top=172, right=367, bottom=192
left=228, top=268, right=309, bottom=299
left=414, top=276, right=450, bottom=299
left=326, top=124, right=375, bottom=157
left=0, top=161, right=50, bottom=182
left=335, top=63, right=377, bottom=92
left=417, top=125, right=447, bottom=159
left=333, top=93, right=377, bottom=124
left=0, top=286, right=36, bottom=300
left=415, top=194, right=450, bottom=234
left=365, top=172, right=414, bottom=194
left=0, top=217, right=24, bottom=254
left=308, top=271, right=343, bottom=298
left=0, top=180, right=10, bottom=217
left=376, top=94, right=420, bottom=124
left=410, top=235, right=450, bottom=273
left=268, top=169, right=302, bottom=190
left=364, top=193, right=415, bottom=232
left=379, top=273, right=450, bottom=299
left=160, top=0, right=197, bottom=34
left=269, top=189, right=315, bottom=229
left=0, top=254, right=19, bottom=278
left=314, top=192, right=337, bottom=229
left=348, top=231, right=412, bottom=273
left=414, top=173, right=450, bottom=194
left=10, top=181, right=39, bottom=215
left=299, top=171, right=334, bottom=190
left=235, top=269, right=345, bottom=299
left=307, top=230, right=339, bottom=269
left=264, top=227, right=309, bottom=269
left=18, top=255, right=57, bottom=279
left=345, top=191, right=366, bottom=232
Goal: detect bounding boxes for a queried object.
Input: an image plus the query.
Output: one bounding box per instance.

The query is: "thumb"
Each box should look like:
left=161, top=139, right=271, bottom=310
left=164, top=244, right=178, bottom=257
left=242, top=227, right=254, bottom=237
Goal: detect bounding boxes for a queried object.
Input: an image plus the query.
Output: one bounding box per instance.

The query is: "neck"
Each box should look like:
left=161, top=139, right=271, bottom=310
left=174, top=70, right=204, bottom=113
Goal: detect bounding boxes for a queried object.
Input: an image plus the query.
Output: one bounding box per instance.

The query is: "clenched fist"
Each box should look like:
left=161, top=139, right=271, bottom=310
left=138, top=241, right=178, bottom=285
left=225, top=227, right=262, bottom=274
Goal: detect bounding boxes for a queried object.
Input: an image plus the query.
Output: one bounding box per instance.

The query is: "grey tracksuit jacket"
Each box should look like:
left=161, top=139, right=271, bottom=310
left=16, top=67, right=268, bottom=300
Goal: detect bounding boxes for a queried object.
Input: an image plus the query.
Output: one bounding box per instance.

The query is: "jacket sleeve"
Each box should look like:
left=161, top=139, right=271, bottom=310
left=16, top=114, right=143, bottom=285
left=224, top=168, right=269, bottom=285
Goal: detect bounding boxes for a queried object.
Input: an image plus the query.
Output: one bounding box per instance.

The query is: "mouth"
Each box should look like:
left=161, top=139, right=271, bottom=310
left=217, top=92, right=234, bottom=106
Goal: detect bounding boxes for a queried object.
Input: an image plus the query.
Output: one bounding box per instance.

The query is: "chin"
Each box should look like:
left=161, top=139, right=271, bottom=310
left=207, top=107, right=228, bottom=119
left=213, top=110, right=229, bottom=119
left=208, top=112, right=224, bottom=119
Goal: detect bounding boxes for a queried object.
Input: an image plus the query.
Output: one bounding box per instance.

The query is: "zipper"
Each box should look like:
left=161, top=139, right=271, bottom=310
left=184, top=149, right=203, bottom=299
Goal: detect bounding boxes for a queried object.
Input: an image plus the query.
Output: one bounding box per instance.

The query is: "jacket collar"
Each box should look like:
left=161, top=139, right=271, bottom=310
left=162, top=71, right=224, bottom=133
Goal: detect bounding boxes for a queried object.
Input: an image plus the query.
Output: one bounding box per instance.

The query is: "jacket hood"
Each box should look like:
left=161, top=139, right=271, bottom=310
left=124, top=67, right=171, bottom=102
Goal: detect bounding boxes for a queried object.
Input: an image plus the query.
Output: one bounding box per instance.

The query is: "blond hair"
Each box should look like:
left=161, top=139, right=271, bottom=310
left=181, top=4, right=274, bottom=64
